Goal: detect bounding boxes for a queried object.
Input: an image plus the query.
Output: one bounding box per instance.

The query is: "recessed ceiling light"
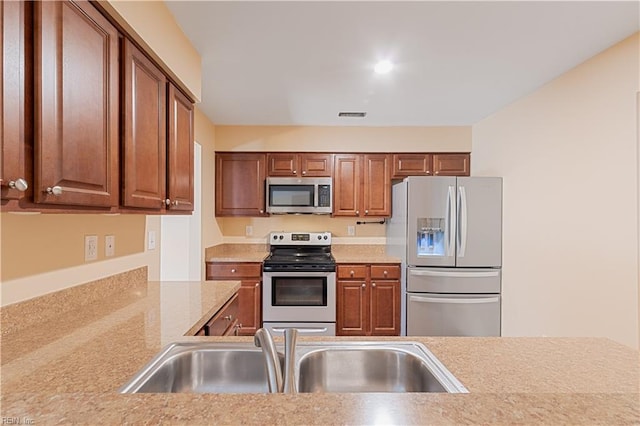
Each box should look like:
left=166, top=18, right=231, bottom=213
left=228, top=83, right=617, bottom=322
left=374, top=60, right=393, bottom=74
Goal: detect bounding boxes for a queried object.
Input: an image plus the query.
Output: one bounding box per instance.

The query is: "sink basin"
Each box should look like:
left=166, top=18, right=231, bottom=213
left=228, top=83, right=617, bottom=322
left=119, top=343, right=282, bottom=393
left=295, top=342, right=468, bottom=393
left=120, top=341, right=466, bottom=394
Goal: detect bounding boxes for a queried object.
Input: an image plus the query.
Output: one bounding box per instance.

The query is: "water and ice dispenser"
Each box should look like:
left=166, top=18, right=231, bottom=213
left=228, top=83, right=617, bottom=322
left=417, top=218, right=445, bottom=256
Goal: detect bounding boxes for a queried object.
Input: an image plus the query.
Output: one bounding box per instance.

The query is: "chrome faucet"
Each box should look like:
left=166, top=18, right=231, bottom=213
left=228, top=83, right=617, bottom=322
left=254, top=328, right=298, bottom=393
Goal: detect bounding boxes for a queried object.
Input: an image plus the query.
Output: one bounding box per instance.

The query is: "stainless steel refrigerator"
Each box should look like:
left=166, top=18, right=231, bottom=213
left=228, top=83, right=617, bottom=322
left=386, top=176, right=502, bottom=336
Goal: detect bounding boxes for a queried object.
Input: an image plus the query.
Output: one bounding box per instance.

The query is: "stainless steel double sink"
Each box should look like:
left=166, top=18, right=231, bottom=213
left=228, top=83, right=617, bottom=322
left=120, top=341, right=468, bottom=394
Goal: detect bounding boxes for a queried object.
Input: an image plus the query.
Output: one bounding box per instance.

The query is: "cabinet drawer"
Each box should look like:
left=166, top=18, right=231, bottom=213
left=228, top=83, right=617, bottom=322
left=337, top=265, right=368, bottom=279
left=370, top=265, right=400, bottom=280
left=206, top=262, right=262, bottom=279
left=206, top=293, right=240, bottom=336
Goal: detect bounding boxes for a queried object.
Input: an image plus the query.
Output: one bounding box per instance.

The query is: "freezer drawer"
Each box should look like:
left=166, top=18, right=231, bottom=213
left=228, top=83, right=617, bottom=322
left=406, top=293, right=500, bottom=336
left=407, top=267, right=501, bottom=294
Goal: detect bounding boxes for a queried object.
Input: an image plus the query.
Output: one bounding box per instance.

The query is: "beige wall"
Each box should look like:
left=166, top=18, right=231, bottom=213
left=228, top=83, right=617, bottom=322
left=101, top=0, right=201, bottom=101
left=472, top=33, right=640, bottom=348
left=1, top=214, right=145, bottom=281
left=196, top=108, right=224, bottom=276
left=214, top=125, right=471, bottom=152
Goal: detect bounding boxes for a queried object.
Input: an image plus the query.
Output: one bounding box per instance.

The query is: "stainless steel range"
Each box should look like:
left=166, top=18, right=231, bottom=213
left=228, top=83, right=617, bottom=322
left=262, top=231, right=336, bottom=336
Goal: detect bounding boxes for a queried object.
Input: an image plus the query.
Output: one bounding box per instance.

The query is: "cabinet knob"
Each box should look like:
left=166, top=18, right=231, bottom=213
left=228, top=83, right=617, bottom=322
left=8, top=178, right=28, bottom=192
left=383, top=270, right=388, bottom=276
left=361, top=283, right=366, bottom=288
left=260, top=209, right=264, bottom=214
left=231, top=269, right=236, bottom=273
left=434, top=171, right=440, bottom=175
left=172, top=200, right=179, bottom=206
left=350, top=270, right=355, bottom=277
left=372, top=283, right=376, bottom=287
left=365, top=210, right=369, bottom=215
left=46, top=186, right=63, bottom=196
left=426, top=171, right=431, bottom=175
left=301, top=170, right=307, bottom=175
left=164, top=198, right=171, bottom=206
left=292, top=170, right=297, bottom=175
left=255, top=282, right=260, bottom=287
left=223, top=315, right=233, bottom=321
left=234, top=324, right=242, bottom=336
left=356, top=210, right=359, bottom=215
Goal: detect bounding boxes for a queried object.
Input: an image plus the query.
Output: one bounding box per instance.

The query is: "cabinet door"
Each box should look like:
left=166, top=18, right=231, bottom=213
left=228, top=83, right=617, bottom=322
left=369, top=280, right=401, bottom=336
left=34, top=0, right=119, bottom=207
left=167, top=83, right=194, bottom=211
left=333, top=154, right=361, bottom=216
left=392, top=153, right=432, bottom=178
left=433, top=154, right=470, bottom=176
left=237, top=280, right=261, bottom=336
left=122, top=39, right=167, bottom=209
left=266, top=153, right=298, bottom=177
left=362, top=154, right=391, bottom=217
left=1, top=1, right=32, bottom=203
left=336, top=280, right=368, bottom=336
left=300, top=153, right=333, bottom=177
left=215, top=153, right=266, bottom=216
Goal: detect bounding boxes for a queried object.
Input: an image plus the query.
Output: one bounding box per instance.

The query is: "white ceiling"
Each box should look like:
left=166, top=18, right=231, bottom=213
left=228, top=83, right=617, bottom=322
left=165, top=1, right=639, bottom=126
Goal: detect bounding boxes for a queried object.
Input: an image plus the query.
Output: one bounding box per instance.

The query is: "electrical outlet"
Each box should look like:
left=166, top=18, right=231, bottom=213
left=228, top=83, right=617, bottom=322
left=148, top=231, right=156, bottom=250
left=105, top=235, right=115, bottom=257
left=85, top=235, right=98, bottom=261
left=245, top=225, right=253, bottom=236
left=347, top=226, right=355, bottom=236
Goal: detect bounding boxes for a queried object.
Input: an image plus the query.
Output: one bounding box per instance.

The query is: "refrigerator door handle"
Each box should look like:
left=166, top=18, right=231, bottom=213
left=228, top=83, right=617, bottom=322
left=457, top=185, right=468, bottom=257
left=409, top=295, right=500, bottom=304
left=446, top=186, right=456, bottom=257
left=409, top=269, right=500, bottom=278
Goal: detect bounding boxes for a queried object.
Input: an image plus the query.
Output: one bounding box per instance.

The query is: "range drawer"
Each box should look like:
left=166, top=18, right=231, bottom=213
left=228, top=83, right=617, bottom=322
left=206, top=262, right=262, bottom=279
left=370, top=265, right=400, bottom=280
left=206, top=293, right=240, bottom=336
left=337, top=265, right=368, bottom=279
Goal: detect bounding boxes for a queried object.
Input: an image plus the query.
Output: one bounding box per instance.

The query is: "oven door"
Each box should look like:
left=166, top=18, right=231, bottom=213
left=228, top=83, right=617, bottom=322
left=262, top=271, right=336, bottom=322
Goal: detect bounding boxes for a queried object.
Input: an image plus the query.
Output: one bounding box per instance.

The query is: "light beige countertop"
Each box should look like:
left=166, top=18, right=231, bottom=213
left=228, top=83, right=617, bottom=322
left=1, top=268, right=638, bottom=424
left=205, top=243, right=401, bottom=264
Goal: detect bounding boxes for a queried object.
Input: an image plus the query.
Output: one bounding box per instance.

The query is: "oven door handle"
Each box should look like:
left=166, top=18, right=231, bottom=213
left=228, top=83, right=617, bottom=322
left=271, top=327, right=329, bottom=334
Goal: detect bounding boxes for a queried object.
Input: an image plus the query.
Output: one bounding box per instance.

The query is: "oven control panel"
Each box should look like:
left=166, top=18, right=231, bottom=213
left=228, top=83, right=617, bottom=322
left=269, top=231, right=332, bottom=245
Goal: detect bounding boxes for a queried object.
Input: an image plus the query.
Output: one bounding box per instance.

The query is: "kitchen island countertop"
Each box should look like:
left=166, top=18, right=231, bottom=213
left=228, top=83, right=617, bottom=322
left=1, top=271, right=638, bottom=425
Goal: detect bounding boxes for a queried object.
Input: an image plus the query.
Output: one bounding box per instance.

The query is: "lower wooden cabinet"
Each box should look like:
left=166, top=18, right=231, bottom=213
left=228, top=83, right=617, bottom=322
left=336, top=263, right=401, bottom=336
left=205, top=261, right=262, bottom=336
left=195, top=292, right=241, bottom=336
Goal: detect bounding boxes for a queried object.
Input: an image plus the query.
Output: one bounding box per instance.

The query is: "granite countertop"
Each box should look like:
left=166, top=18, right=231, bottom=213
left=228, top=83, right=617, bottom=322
left=206, top=243, right=401, bottom=264
left=1, top=270, right=639, bottom=424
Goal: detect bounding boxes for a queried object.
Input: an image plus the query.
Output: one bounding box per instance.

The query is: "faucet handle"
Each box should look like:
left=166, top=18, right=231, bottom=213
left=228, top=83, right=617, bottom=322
left=283, top=328, right=298, bottom=394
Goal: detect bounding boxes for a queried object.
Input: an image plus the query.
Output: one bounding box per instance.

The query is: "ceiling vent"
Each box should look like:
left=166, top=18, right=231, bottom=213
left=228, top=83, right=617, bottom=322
left=338, top=112, right=367, bottom=118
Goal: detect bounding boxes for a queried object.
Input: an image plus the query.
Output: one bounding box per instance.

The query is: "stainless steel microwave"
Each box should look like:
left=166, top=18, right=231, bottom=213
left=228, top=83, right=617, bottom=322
left=266, top=177, right=332, bottom=214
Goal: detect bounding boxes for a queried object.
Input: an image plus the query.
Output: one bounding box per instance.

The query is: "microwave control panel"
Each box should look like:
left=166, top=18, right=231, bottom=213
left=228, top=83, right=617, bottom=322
left=318, top=185, right=331, bottom=207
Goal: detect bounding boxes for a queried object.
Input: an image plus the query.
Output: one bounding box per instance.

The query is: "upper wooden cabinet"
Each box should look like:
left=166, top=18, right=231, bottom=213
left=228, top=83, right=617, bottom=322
left=333, top=154, right=391, bottom=217
left=392, top=153, right=470, bottom=178
left=1, top=1, right=32, bottom=204
left=215, top=153, right=267, bottom=216
left=122, top=39, right=167, bottom=210
left=33, top=0, right=119, bottom=208
left=167, top=83, right=194, bottom=212
left=266, top=153, right=333, bottom=177
left=432, top=153, right=470, bottom=176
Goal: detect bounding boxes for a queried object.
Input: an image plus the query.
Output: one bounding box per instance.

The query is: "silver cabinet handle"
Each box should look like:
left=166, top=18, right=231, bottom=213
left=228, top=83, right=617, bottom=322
left=409, top=269, right=499, bottom=278
left=46, top=186, right=63, bottom=196
left=9, top=178, right=28, bottom=192
left=409, top=295, right=499, bottom=304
